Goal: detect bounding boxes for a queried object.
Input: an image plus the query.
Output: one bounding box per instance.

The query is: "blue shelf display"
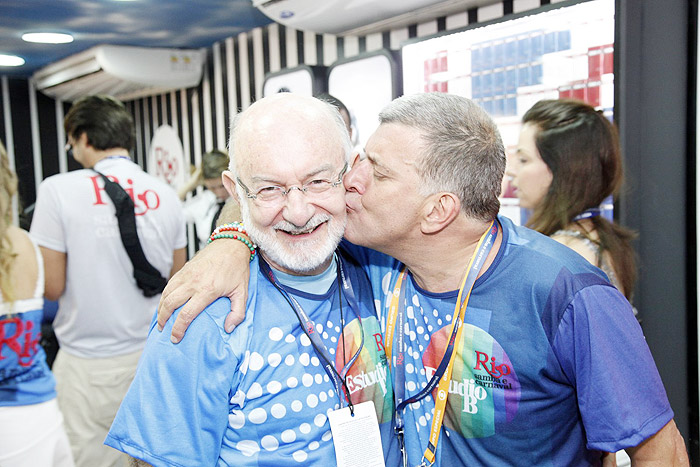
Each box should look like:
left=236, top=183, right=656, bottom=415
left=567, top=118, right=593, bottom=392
left=401, top=0, right=616, bottom=226
left=470, top=30, right=571, bottom=117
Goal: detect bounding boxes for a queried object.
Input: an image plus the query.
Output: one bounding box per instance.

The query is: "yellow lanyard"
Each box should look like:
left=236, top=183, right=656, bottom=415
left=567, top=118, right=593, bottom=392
left=386, top=221, right=497, bottom=466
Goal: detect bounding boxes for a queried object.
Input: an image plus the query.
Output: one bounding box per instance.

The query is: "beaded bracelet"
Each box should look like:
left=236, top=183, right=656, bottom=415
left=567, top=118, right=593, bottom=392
left=209, top=221, right=248, bottom=240
left=208, top=222, right=257, bottom=262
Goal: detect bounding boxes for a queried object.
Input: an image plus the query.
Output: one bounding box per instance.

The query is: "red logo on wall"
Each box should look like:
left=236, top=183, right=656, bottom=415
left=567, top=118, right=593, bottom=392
left=153, top=146, right=180, bottom=185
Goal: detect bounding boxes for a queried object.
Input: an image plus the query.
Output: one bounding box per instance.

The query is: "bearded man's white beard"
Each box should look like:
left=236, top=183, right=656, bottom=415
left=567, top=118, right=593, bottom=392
left=240, top=199, right=346, bottom=274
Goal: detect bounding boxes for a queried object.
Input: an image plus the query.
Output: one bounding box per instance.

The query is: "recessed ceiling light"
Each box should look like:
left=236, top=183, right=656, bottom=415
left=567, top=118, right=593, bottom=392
left=0, top=54, right=25, bottom=67
left=22, top=32, right=74, bottom=44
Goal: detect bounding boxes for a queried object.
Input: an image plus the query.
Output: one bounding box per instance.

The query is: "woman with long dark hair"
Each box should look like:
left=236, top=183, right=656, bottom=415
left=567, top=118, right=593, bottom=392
left=507, top=99, right=637, bottom=300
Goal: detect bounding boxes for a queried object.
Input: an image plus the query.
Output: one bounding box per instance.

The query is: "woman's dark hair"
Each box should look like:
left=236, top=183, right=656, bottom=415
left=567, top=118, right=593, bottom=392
left=522, top=99, right=636, bottom=298
left=64, top=95, right=135, bottom=151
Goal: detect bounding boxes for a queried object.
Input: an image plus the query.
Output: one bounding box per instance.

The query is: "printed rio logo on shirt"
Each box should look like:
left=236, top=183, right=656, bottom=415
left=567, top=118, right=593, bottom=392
left=89, top=175, right=161, bottom=216
left=422, top=323, right=520, bottom=438
left=336, top=318, right=393, bottom=424
left=0, top=315, right=41, bottom=368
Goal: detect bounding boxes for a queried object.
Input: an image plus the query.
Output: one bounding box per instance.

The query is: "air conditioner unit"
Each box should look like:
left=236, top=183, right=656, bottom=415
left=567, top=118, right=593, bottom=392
left=252, top=0, right=492, bottom=36
left=32, top=45, right=206, bottom=102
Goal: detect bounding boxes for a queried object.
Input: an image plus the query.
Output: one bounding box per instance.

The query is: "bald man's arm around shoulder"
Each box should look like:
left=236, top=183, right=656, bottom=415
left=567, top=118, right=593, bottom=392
left=157, top=198, right=249, bottom=342
left=625, top=420, right=689, bottom=466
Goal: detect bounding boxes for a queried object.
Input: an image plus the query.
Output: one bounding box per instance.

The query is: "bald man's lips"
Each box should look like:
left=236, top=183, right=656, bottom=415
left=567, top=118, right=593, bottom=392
left=277, top=221, right=324, bottom=237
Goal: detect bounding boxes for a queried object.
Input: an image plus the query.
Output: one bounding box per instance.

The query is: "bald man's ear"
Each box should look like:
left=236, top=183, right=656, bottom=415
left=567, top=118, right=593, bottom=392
left=222, top=171, right=239, bottom=203
left=420, top=192, right=461, bottom=234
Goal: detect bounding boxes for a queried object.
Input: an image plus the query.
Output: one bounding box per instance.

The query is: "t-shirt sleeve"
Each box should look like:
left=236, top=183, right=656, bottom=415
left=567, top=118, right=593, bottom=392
left=105, top=298, right=244, bottom=466
left=552, top=285, right=673, bottom=452
left=29, top=179, right=66, bottom=253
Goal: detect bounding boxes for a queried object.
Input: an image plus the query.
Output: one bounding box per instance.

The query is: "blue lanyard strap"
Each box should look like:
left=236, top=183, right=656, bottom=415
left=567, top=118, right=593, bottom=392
left=259, top=254, right=364, bottom=412
left=573, top=208, right=601, bottom=221
left=102, top=155, right=131, bottom=162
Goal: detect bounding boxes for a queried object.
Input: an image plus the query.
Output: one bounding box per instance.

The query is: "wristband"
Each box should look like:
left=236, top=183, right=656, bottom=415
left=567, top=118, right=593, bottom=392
left=208, top=222, right=257, bottom=262
left=209, top=221, right=248, bottom=239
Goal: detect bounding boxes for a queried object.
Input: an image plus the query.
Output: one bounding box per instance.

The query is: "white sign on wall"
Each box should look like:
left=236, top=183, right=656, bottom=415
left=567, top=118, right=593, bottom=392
left=263, top=68, right=315, bottom=96
left=147, top=124, right=187, bottom=189
left=328, top=53, right=397, bottom=150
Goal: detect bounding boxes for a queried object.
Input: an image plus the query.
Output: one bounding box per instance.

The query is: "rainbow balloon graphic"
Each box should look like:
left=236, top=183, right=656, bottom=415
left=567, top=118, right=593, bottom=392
left=422, top=323, right=520, bottom=438
left=336, top=318, right=394, bottom=424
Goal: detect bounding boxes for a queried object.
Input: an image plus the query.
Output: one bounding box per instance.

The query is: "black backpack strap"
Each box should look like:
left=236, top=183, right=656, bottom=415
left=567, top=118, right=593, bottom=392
left=93, top=170, right=167, bottom=297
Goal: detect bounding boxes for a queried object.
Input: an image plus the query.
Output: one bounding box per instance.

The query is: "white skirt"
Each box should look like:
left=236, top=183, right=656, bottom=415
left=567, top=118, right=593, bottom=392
left=0, top=398, right=74, bottom=467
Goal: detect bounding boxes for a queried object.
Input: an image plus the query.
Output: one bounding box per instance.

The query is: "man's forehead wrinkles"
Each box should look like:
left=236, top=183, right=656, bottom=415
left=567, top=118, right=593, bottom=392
left=366, top=148, right=417, bottom=173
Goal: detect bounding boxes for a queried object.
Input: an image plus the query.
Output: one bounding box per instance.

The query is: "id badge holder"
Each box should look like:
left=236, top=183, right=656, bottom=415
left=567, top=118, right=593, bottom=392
left=328, top=400, right=385, bottom=467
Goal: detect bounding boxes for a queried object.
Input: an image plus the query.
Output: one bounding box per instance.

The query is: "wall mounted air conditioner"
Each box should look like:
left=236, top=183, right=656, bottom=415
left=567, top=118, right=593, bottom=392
left=32, top=45, right=205, bottom=102
left=252, top=0, right=493, bottom=36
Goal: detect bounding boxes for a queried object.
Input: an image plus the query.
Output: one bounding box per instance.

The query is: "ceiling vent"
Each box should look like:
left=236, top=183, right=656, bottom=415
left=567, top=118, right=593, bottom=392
left=32, top=45, right=205, bottom=102
left=252, top=0, right=493, bottom=35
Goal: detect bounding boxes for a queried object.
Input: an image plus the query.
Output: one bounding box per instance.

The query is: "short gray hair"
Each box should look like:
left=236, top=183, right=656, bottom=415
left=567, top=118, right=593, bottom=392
left=378, top=93, right=505, bottom=221
left=228, top=94, right=353, bottom=176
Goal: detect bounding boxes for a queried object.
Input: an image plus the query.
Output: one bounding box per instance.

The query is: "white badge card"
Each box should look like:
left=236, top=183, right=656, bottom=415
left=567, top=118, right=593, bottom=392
left=328, top=400, right=386, bottom=467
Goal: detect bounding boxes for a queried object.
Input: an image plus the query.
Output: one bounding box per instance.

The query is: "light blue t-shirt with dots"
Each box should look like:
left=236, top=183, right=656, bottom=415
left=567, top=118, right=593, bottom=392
left=105, top=252, right=398, bottom=467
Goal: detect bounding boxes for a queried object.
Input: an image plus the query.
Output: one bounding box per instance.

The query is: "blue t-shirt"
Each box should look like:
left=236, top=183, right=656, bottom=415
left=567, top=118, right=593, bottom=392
left=344, top=215, right=672, bottom=466
left=0, top=301, right=56, bottom=406
left=106, top=251, right=398, bottom=466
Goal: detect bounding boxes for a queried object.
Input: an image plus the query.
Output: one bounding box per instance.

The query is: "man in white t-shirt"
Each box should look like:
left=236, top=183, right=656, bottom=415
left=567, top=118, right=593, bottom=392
left=30, top=95, right=187, bottom=467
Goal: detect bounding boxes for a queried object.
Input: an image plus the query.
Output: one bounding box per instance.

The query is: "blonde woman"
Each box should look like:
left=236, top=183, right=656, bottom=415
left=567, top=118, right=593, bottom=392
left=0, top=141, right=73, bottom=466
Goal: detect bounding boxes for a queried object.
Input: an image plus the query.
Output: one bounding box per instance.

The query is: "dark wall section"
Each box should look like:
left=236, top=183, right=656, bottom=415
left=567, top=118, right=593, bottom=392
left=7, top=79, right=35, bottom=211
left=688, top=0, right=699, bottom=459
left=37, top=92, right=60, bottom=181
left=616, top=0, right=694, bottom=458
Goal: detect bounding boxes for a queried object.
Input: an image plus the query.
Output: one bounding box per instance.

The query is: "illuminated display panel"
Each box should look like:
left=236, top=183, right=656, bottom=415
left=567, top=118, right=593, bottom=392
left=402, top=0, right=615, bottom=224
left=263, top=65, right=327, bottom=97
left=328, top=51, right=401, bottom=150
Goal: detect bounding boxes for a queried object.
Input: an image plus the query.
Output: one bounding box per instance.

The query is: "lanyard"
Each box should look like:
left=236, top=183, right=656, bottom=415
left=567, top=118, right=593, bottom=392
left=102, top=155, right=131, bottom=162
left=572, top=208, right=601, bottom=221
left=386, top=220, right=498, bottom=467
left=92, top=155, right=130, bottom=170
left=259, top=255, right=365, bottom=412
